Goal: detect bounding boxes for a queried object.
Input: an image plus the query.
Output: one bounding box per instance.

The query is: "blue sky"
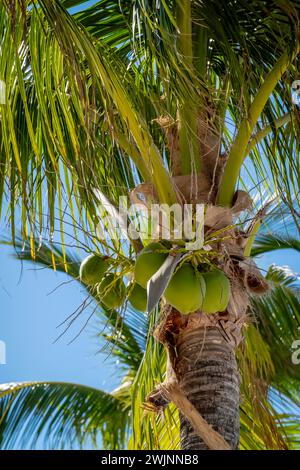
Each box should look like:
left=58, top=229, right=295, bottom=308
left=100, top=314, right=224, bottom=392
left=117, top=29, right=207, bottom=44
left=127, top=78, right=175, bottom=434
left=0, top=242, right=118, bottom=391
left=68, top=0, right=98, bottom=14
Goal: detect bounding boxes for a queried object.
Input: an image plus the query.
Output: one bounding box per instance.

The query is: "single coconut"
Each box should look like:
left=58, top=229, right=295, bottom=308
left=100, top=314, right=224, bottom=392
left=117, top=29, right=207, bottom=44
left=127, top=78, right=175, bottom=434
left=134, top=242, right=167, bottom=288
left=80, top=254, right=110, bottom=285
left=97, top=273, right=126, bottom=309
left=201, top=269, right=230, bottom=313
left=164, top=263, right=206, bottom=314
left=128, top=283, right=147, bottom=312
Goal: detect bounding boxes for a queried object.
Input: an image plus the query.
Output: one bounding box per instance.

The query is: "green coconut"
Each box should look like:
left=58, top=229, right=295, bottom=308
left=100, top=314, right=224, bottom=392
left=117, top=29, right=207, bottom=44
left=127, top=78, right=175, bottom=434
left=97, top=274, right=126, bottom=309
left=164, top=263, right=206, bottom=314
left=128, top=283, right=147, bottom=312
left=80, top=254, right=110, bottom=285
left=201, top=269, right=230, bottom=313
left=134, top=242, right=167, bottom=288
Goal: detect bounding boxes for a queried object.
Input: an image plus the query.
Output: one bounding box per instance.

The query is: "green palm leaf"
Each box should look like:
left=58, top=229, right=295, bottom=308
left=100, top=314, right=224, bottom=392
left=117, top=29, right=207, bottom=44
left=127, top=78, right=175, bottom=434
left=252, top=266, right=300, bottom=393
left=252, top=234, right=300, bottom=257
left=251, top=207, right=300, bottom=256
left=0, top=381, right=130, bottom=449
left=237, top=265, right=300, bottom=449
left=1, top=0, right=300, bottom=244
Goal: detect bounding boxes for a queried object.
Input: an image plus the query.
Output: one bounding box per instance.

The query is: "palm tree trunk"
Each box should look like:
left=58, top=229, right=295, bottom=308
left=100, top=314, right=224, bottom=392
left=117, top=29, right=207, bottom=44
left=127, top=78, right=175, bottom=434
left=175, top=325, right=240, bottom=450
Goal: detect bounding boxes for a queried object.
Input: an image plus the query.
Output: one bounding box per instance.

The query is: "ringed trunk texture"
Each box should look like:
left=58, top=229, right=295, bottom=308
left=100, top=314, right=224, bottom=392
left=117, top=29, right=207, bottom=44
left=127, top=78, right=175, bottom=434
left=175, top=326, right=240, bottom=450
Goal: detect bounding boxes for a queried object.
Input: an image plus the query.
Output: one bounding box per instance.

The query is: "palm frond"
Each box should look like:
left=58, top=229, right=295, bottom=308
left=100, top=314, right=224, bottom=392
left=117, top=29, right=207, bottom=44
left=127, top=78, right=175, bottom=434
left=252, top=233, right=300, bottom=257
left=252, top=266, right=300, bottom=393
left=129, top=308, right=180, bottom=450
left=250, top=204, right=300, bottom=256
left=1, top=1, right=300, bottom=241
left=237, top=265, right=300, bottom=449
left=0, top=381, right=130, bottom=449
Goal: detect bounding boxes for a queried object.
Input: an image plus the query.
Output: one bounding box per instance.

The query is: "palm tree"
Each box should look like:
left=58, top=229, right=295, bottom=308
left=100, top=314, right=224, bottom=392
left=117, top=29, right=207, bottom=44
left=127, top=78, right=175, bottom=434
left=0, top=0, right=300, bottom=450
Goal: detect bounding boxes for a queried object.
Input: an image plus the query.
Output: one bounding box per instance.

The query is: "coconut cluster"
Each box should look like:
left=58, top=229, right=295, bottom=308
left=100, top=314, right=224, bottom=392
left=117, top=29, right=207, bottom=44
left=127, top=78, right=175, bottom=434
left=79, top=253, right=148, bottom=311
left=79, top=254, right=126, bottom=309
left=79, top=244, right=231, bottom=315
left=134, top=242, right=231, bottom=314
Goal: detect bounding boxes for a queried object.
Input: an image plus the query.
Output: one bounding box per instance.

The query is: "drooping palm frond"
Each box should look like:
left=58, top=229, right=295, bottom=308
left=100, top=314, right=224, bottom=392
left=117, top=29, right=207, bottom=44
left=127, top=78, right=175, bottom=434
left=251, top=206, right=300, bottom=256
left=251, top=266, right=300, bottom=396
left=1, top=0, right=300, bottom=247
left=237, top=265, right=300, bottom=449
left=129, top=307, right=181, bottom=450
left=1, top=238, right=82, bottom=277
left=0, top=0, right=176, bottom=251
left=240, top=393, right=300, bottom=450
left=0, top=381, right=130, bottom=450
left=252, top=234, right=300, bottom=257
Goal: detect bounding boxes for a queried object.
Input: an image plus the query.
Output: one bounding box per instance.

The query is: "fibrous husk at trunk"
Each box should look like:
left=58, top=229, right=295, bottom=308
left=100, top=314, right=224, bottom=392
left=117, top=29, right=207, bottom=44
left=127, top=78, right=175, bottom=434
left=238, top=259, right=270, bottom=295
left=153, top=115, right=181, bottom=177
left=129, top=175, right=211, bottom=207
left=130, top=181, right=251, bottom=212
left=152, top=114, right=226, bottom=203
left=147, top=308, right=243, bottom=450
left=130, top=185, right=252, bottom=246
